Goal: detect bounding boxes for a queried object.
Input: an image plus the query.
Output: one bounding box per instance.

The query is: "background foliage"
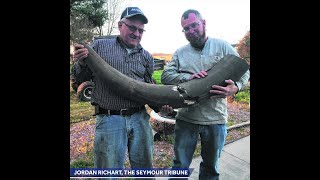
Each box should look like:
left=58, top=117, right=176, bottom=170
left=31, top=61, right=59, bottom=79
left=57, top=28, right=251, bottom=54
left=70, top=0, right=128, bottom=42
left=70, top=0, right=107, bottom=42
left=236, top=30, right=250, bottom=64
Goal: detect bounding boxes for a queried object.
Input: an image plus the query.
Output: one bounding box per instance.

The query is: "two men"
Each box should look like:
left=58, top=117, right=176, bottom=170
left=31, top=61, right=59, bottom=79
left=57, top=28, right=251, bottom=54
left=72, top=6, right=249, bottom=180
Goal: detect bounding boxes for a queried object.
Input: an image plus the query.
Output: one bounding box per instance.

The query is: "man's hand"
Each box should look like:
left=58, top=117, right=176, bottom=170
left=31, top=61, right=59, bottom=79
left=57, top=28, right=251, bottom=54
left=189, top=70, right=208, bottom=80
left=159, top=105, right=174, bottom=116
left=210, top=79, right=238, bottom=98
left=73, top=43, right=89, bottom=66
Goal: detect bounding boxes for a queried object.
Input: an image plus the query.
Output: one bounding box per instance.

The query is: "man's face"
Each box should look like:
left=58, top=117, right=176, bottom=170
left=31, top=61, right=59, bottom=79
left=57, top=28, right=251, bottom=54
left=119, top=18, right=145, bottom=48
left=181, top=13, right=206, bottom=47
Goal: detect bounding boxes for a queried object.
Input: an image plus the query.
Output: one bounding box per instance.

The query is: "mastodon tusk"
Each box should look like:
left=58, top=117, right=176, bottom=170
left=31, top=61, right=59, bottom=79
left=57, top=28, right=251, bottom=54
left=81, top=43, right=249, bottom=108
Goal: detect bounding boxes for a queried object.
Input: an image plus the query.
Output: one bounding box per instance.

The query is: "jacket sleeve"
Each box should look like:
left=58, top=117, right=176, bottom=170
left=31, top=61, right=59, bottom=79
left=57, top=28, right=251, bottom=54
left=235, top=69, right=250, bottom=92
left=223, top=40, right=250, bottom=92
left=161, top=52, right=192, bottom=85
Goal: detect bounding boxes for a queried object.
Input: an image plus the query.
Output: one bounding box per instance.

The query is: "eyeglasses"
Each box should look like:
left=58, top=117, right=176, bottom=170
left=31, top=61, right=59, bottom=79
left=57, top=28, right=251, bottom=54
left=182, top=22, right=201, bottom=33
left=121, top=21, right=145, bottom=34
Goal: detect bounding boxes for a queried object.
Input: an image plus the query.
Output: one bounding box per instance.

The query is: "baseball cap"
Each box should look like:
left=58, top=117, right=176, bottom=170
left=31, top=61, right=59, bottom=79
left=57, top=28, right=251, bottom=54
left=120, top=7, right=148, bottom=24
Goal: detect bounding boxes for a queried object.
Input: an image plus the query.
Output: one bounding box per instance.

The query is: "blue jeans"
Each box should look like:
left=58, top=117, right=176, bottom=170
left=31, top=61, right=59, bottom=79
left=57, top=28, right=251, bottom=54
left=172, top=119, right=227, bottom=180
left=94, top=109, right=154, bottom=170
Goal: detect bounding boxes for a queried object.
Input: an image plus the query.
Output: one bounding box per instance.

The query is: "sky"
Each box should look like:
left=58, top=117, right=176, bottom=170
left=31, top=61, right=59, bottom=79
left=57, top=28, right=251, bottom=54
left=119, top=0, right=250, bottom=54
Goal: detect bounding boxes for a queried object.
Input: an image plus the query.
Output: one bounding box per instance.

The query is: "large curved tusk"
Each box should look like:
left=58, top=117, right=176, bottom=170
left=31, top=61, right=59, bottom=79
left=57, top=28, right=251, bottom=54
left=81, top=43, right=249, bottom=108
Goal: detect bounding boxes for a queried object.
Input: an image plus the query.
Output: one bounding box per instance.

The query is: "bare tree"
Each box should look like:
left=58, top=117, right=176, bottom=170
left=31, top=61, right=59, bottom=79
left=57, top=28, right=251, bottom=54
left=103, top=0, right=130, bottom=35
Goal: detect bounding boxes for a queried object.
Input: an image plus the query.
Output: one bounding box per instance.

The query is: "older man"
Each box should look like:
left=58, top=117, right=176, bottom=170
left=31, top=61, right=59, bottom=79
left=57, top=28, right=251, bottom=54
left=73, top=7, right=156, bottom=173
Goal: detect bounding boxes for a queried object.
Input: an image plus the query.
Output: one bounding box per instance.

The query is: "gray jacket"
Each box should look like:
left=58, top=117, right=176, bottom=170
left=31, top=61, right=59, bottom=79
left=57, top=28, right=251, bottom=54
left=161, top=37, right=250, bottom=125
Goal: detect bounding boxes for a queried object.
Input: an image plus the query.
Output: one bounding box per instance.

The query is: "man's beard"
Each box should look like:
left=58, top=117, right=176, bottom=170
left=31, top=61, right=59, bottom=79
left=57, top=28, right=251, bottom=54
left=187, top=31, right=206, bottom=48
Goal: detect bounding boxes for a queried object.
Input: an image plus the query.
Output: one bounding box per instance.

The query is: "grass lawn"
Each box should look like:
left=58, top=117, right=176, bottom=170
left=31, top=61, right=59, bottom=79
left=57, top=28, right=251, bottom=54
left=152, top=70, right=163, bottom=84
